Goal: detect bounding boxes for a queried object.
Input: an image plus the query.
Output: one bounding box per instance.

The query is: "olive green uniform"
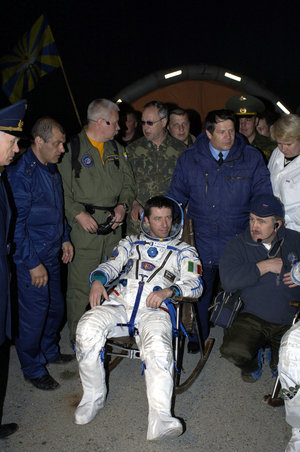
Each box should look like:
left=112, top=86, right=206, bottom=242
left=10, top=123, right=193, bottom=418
left=59, top=129, right=136, bottom=341
left=252, top=131, right=276, bottom=162
left=126, top=134, right=185, bottom=234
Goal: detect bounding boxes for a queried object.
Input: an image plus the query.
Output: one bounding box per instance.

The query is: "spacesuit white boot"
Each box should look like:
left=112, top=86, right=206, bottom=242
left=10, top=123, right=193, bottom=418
left=278, top=322, right=300, bottom=452
left=137, top=310, right=183, bottom=441
left=74, top=305, right=127, bottom=425
left=286, top=429, right=300, bottom=452
left=144, top=354, right=183, bottom=440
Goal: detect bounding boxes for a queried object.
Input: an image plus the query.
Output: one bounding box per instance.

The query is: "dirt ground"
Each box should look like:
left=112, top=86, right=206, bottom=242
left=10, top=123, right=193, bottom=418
left=0, top=324, right=291, bottom=452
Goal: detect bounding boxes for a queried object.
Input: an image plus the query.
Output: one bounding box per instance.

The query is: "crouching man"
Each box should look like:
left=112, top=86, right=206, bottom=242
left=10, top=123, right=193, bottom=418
left=219, top=194, right=300, bottom=382
left=74, top=196, right=203, bottom=440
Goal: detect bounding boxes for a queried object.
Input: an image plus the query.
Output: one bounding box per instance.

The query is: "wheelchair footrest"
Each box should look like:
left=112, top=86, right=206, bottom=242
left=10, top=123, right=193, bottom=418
left=106, top=340, right=140, bottom=360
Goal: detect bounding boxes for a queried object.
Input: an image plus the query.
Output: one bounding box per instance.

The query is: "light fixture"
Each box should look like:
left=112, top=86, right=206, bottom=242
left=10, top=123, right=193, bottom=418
left=164, top=70, right=182, bottom=79
left=276, top=101, right=290, bottom=114
left=224, top=72, right=241, bottom=82
left=116, top=99, right=122, bottom=104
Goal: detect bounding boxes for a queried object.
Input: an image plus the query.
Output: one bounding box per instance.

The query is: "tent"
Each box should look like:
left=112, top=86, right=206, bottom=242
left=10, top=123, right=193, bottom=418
left=113, top=64, right=291, bottom=132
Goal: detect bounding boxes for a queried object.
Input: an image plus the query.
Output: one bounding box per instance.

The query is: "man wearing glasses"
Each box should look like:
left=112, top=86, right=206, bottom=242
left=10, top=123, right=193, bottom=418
left=59, top=99, right=136, bottom=347
left=219, top=194, right=300, bottom=383
left=127, top=101, right=185, bottom=234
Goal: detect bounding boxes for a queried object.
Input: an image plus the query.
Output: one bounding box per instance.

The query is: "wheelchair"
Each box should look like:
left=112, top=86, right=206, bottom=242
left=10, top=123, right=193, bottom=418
left=104, top=215, right=215, bottom=395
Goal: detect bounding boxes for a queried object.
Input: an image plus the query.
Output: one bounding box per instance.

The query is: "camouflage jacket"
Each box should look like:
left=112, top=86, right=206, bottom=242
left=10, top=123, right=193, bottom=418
left=126, top=133, right=185, bottom=206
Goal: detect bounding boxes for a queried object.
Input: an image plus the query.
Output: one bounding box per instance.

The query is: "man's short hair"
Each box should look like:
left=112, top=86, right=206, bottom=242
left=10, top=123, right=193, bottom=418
left=144, top=196, right=174, bottom=219
left=169, top=108, right=189, bottom=119
left=87, top=99, right=119, bottom=122
left=31, top=117, right=65, bottom=142
left=257, top=110, right=279, bottom=127
left=143, top=101, right=168, bottom=121
left=205, top=109, right=236, bottom=134
left=270, top=114, right=300, bottom=142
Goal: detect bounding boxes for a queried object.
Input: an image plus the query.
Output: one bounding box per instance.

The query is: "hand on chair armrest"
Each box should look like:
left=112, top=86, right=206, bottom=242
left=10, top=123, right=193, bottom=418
left=89, top=280, right=109, bottom=308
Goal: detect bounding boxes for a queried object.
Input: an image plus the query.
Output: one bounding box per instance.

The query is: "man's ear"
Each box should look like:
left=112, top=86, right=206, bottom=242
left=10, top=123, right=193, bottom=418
left=144, top=216, right=150, bottom=226
left=34, top=136, right=43, bottom=148
left=161, top=117, right=168, bottom=129
left=206, top=130, right=212, bottom=140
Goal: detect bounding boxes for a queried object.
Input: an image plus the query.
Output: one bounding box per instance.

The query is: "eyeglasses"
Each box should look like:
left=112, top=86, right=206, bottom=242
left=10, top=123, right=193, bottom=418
left=88, top=118, right=111, bottom=125
left=141, top=116, right=166, bottom=127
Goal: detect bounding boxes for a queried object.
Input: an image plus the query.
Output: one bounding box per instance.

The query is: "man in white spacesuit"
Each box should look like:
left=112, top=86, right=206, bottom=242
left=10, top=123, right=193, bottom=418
left=278, top=262, right=300, bottom=452
left=75, top=196, right=203, bottom=440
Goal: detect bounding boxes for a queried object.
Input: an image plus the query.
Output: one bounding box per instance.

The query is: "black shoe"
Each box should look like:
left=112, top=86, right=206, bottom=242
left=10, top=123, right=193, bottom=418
left=50, top=353, right=75, bottom=364
left=26, top=374, right=59, bottom=390
left=0, top=423, right=18, bottom=439
left=187, top=341, right=200, bottom=354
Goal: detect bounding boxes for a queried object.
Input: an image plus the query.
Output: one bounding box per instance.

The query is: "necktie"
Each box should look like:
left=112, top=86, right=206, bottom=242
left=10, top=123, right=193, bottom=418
left=218, top=152, right=224, bottom=166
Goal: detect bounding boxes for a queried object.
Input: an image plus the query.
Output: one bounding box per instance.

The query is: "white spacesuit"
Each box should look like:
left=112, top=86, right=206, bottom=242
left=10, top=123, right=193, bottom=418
left=278, top=262, right=300, bottom=452
left=75, top=200, right=203, bottom=440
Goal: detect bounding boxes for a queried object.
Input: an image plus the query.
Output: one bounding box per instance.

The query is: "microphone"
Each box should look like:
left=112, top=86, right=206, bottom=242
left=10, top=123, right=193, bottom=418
left=257, top=238, right=262, bottom=243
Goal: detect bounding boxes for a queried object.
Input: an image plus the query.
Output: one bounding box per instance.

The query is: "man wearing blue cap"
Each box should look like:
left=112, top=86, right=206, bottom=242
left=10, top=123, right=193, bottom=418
left=219, top=194, right=300, bottom=383
left=0, top=99, right=26, bottom=438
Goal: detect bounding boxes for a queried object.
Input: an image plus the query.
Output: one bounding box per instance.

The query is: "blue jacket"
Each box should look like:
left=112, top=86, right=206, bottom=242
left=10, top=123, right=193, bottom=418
left=0, top=174, right=11, bottom=344
left=168, top=132, right=272, bottom=266
left=6, top=148, right=70, bottom=269
left=219, top=226, right=300, bottom=325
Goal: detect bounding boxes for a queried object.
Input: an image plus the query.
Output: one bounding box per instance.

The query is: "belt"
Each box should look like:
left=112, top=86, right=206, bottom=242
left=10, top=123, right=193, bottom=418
left=81, top=203, right=115, bottom=215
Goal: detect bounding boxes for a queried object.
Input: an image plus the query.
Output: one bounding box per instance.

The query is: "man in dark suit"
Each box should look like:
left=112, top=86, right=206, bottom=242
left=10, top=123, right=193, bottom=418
left=0, top=100, right=26, bottom=439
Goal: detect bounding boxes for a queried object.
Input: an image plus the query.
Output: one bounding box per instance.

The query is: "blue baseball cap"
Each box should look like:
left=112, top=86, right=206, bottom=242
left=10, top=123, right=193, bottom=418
left=250, top=194, right=284, bottom=218
left=0, top=100, right=27, bottom=137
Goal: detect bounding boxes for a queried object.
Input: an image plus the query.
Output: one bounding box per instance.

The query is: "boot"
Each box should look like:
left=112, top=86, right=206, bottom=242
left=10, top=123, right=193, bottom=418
left=144, top=355, right=182, bottom=440
left=75, top=344, right=107, bottom=425
left=286, top=428, right=300, bottom=452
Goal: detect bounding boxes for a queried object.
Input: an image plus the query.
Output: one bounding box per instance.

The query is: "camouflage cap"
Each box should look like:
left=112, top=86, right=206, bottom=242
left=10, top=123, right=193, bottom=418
left=226, top=94, right=265, bottom=116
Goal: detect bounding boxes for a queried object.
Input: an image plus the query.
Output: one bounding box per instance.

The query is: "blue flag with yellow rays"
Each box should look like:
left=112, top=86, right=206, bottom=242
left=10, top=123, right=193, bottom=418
left=0, top=14, right=61, bottom=104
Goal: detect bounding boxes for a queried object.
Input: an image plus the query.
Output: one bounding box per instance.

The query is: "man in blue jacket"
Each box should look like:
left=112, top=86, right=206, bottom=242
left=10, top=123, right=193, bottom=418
left=169, top=109, right=272, bottom=350
left=7, top=117, right=74, bottom=391
left=219, top=194, right=300, bottom=382
left=0, top=100, right=26, bottom=438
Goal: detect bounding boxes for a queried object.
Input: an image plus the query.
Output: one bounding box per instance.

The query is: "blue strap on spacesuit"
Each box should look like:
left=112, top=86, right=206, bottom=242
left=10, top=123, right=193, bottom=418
left=163, top=299, right=189, bottom=340
left=117, top=281, right=144, bottom=336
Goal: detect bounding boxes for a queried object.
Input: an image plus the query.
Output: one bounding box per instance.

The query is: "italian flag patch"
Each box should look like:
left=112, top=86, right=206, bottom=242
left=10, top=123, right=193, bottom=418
left=188, top=261, right=202, bottom=275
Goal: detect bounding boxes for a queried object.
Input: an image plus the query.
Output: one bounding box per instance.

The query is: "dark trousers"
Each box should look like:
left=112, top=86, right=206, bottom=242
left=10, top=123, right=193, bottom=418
left=220, top=313, right=290, bottom=373
left=0, top=339, right=10, bottom=424
left=196, top=265, right=219, bottom=343
left=15, top=262, right=65, bottom=379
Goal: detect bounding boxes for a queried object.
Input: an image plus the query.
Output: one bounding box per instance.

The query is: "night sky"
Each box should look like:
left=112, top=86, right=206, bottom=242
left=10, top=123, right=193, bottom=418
left=0, top=0, right=299, bottom=135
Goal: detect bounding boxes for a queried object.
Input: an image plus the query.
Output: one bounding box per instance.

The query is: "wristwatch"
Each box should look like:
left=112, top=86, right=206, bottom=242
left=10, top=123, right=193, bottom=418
left=119, top=203, right=129, bottom=213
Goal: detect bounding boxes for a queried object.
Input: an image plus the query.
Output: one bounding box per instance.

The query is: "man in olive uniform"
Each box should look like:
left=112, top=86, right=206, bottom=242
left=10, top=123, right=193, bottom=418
left=168, top=108, right=195, bottom=147
left=126, top=101, right=185, bottom=234
left=226, top=94, right=276, bottom=162
left=59, top=99, right=136, bottom=344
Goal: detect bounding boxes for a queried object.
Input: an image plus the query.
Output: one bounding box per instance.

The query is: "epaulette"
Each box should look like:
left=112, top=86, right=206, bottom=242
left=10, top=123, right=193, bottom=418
left=25, top=160, right=38, bottom=176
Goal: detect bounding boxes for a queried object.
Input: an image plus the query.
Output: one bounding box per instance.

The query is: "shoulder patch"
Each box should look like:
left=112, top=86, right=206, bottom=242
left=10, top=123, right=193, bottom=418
left=187, top=261, right=202, bottom=275
left=81, top=154, right=94, bottom=168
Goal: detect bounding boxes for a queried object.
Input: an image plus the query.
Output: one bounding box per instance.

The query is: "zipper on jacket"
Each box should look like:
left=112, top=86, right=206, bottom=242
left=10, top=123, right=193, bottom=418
left=205, top=171, right=208, bottom=195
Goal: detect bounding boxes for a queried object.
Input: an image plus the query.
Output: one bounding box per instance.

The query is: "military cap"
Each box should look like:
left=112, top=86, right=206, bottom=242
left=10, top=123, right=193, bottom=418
left=226, top=94, right=265, bottom=116
left=0, top=100, right=27, bottom=137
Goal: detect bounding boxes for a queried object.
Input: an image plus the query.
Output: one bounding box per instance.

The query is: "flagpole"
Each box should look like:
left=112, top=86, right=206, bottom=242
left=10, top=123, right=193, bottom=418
left=58, top=57, right=82, bottom=128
